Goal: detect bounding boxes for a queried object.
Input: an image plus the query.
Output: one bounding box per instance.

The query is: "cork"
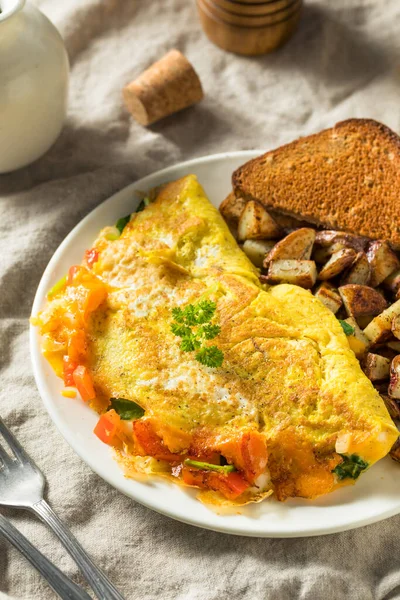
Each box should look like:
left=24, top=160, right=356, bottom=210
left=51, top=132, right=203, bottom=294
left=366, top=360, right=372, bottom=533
left=123, top=50, right=204, bottom=126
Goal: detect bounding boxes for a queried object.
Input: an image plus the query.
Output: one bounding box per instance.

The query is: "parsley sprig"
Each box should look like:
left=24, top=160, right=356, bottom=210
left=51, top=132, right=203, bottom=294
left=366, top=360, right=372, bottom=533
left=171, top=300, right=224, bottom=368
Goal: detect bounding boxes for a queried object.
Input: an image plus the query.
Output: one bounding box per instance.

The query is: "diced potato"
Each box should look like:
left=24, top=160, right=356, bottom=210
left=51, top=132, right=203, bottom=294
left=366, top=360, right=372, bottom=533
left=380, top=394, right=400, bottom=420
left=318, top=248, right=356, bottom=280
left=364, top=299, right=400, bottom=345
left=389, top=356, right=400, bottom=399
left=264, top=228, right=316, bottom=265
left=242, top=240, right=275, bottom=268
left=339, top=284, right=388, bottom=318
left=314, top=282, right=342, bottom=314
left=312, top=245, right=336, bottom=264
left=314, top=230, right=369, bottom=252
left=219, top=192, right=246, bottom=223
left=238, top=200, right=282, bottom=241
left=382, top=269, right=400, bottom=295
left=388, top=341, right=400, bottom=353
left=362, top=353, right=391, bottom=381
left=340, top=252, right=371, bottom=286
left=367, top=240, right=400, bottom=287
left=392, top=315, right=400, bottom=341
left=266, top=260, right=317, bottom=289
left=343, top=317, right=370, bottom=358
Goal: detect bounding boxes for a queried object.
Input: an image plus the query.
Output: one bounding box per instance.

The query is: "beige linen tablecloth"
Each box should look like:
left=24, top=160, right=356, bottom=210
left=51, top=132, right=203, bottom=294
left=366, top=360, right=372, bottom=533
left=1, top=1, right=400, bottom=598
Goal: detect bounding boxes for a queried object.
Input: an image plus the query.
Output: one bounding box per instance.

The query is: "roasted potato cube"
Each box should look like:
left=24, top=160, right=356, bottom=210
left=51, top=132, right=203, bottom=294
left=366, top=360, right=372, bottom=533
left=392, top=315, right=400, bottom=341
left=362, top=353, right=391, bottom=381
left=264, top=228, right=316, bottom=265
left=312, top=245, right=336, bottom=264
left=314, top=230, right=369, bottom=252
left=238, top=200, right=282, bottom=241
left=318, top=248, right=356, bottom=280
left=339, top=284, right=388, bottom=319
left=266, top=260, right=317, bottom=288
left=364, top=299, right=400, bottom=345
left=390, top=437, right=400, bottom=463
left=314, top=282, right=342, bottom=314
left=367, top=241, right=400, bottom=287
left=340, top=252, right=371, bottom=286
left=219, top=192, right=246, bottom=223
left=380, top=394, right=400, bottom=420
left=382, top=269, right=400, bottom=295
left=389, top=356, right=400, bottom=399
left=242, top=240, right=275, bottom=268
left=343, top=317, right=370, bottom=358
left=388, top=341, right=400, bottom=353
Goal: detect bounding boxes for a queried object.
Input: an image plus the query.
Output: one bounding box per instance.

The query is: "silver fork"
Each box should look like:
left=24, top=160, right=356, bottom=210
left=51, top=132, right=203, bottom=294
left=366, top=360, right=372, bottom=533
left=0, top=417, right=125, bottom=600
left=0, top=513, right=92, bottom=600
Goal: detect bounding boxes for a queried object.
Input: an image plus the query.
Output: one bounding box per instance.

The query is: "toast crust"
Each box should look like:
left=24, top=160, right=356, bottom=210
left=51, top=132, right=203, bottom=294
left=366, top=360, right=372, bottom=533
left=232, top=119, right=400, bottom=248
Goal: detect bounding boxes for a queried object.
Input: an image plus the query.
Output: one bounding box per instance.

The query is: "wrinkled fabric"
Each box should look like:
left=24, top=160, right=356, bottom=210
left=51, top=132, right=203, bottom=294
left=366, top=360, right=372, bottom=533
left=1, top=0, right=400, bottom=598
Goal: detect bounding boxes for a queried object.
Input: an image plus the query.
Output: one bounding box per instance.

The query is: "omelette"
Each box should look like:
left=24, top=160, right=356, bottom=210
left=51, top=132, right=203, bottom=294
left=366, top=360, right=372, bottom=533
left=34, top=175, right=398, bottom=505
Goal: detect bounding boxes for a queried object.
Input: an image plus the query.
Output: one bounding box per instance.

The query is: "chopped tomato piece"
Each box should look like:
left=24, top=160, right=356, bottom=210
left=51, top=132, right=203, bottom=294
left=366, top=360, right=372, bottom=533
left=63, top=356, right=78, bottom=386
left=133, top=420, right=182, bottom=462
left=182, top=467, right=208, bottom=488
left=94, top=410, right=121, bottom=445
left=72, top=365, right=96, bottom=401
left=83, top=285, right=107, bottom=317
left=217, top=431, right=268, bottom=484
left=218, top=472, right=250, bottom=499
left=181, top=467, right=250, bottom=500
left=85, top=248, right=99, bottom=268
left=67, top=265, right=82, bottom=285
left=240, top=431, right=268, bottom=483
left=67, top=330, right=87, bottom=362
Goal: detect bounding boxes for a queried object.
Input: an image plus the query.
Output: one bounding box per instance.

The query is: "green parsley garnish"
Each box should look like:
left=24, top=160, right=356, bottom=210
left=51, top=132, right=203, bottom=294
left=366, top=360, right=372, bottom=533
left=339, top=320, right=355, bottom=336
left=171, top=300, right=224, bottom=368
left=184, top=459, right=235, bottom=474
left=333, top=454, right=368, bottom=480
left=109, top=398, right=144, bottom=420
left=115, top=215, right=131, bottom=234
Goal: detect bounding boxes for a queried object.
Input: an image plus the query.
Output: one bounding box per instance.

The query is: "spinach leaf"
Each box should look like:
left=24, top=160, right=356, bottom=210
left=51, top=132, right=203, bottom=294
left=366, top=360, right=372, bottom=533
left=115, top=215, right=131, bottom=234
left=338, top=320, right=355, bottom=336
left=333, top=454, right=368, bottom=480
left=110, top=398, right=144, bottom=420
left=135, top=197, right=151, bottom=213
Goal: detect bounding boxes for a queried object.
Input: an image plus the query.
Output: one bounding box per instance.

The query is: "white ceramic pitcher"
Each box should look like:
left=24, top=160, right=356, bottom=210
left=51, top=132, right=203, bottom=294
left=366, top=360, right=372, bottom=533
left=0, top=0, right=69, bottom=173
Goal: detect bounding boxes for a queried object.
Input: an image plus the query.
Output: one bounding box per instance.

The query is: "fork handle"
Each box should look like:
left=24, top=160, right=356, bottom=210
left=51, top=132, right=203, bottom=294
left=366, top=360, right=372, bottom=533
left=32, top=499, right=125, bottom=600
left=0, top=514, right=92, bottom=600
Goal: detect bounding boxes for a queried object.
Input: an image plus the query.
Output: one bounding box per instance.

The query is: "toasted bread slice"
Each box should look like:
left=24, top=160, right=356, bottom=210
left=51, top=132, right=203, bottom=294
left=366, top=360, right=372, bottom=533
left=232, top=119, right=400, bottom=248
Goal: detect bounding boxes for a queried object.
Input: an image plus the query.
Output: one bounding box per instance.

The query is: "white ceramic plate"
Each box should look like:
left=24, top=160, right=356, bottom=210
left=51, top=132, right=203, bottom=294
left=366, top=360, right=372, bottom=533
left=30, top=151, right=400, bottom=538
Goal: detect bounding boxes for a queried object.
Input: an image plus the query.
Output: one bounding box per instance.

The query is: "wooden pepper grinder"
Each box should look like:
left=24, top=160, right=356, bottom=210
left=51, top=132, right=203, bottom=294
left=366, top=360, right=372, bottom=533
left=196, top=0, right=303, bottom=56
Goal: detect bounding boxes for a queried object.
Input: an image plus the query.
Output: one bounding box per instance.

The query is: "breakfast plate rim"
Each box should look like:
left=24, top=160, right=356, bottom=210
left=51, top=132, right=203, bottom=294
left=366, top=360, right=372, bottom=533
left=30, top=150, right=400, bottom=538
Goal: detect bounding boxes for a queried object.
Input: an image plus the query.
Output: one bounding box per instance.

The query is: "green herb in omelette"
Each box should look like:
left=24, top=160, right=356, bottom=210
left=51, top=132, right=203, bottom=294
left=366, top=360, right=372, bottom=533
left=171, top=300, right=224, bottom=368
left=47, top=275, right=67, bottom=299
left=184, top=459, right=235, bottom=474
left=115, top=215, right=131, bottom=234
left=135, top=196, right=151, bottom=213
left=109, top=398, right=144, bottom=420
left=195, top=346, right=224, bottom=368
left=333, top=454, right=368, bottom=480
left=339, top=320, right=355, bottom=336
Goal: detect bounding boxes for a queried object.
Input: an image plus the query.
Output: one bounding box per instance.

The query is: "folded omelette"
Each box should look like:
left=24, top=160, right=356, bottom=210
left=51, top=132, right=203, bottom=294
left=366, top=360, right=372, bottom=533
left=35, top=175, right=398, bottom=505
